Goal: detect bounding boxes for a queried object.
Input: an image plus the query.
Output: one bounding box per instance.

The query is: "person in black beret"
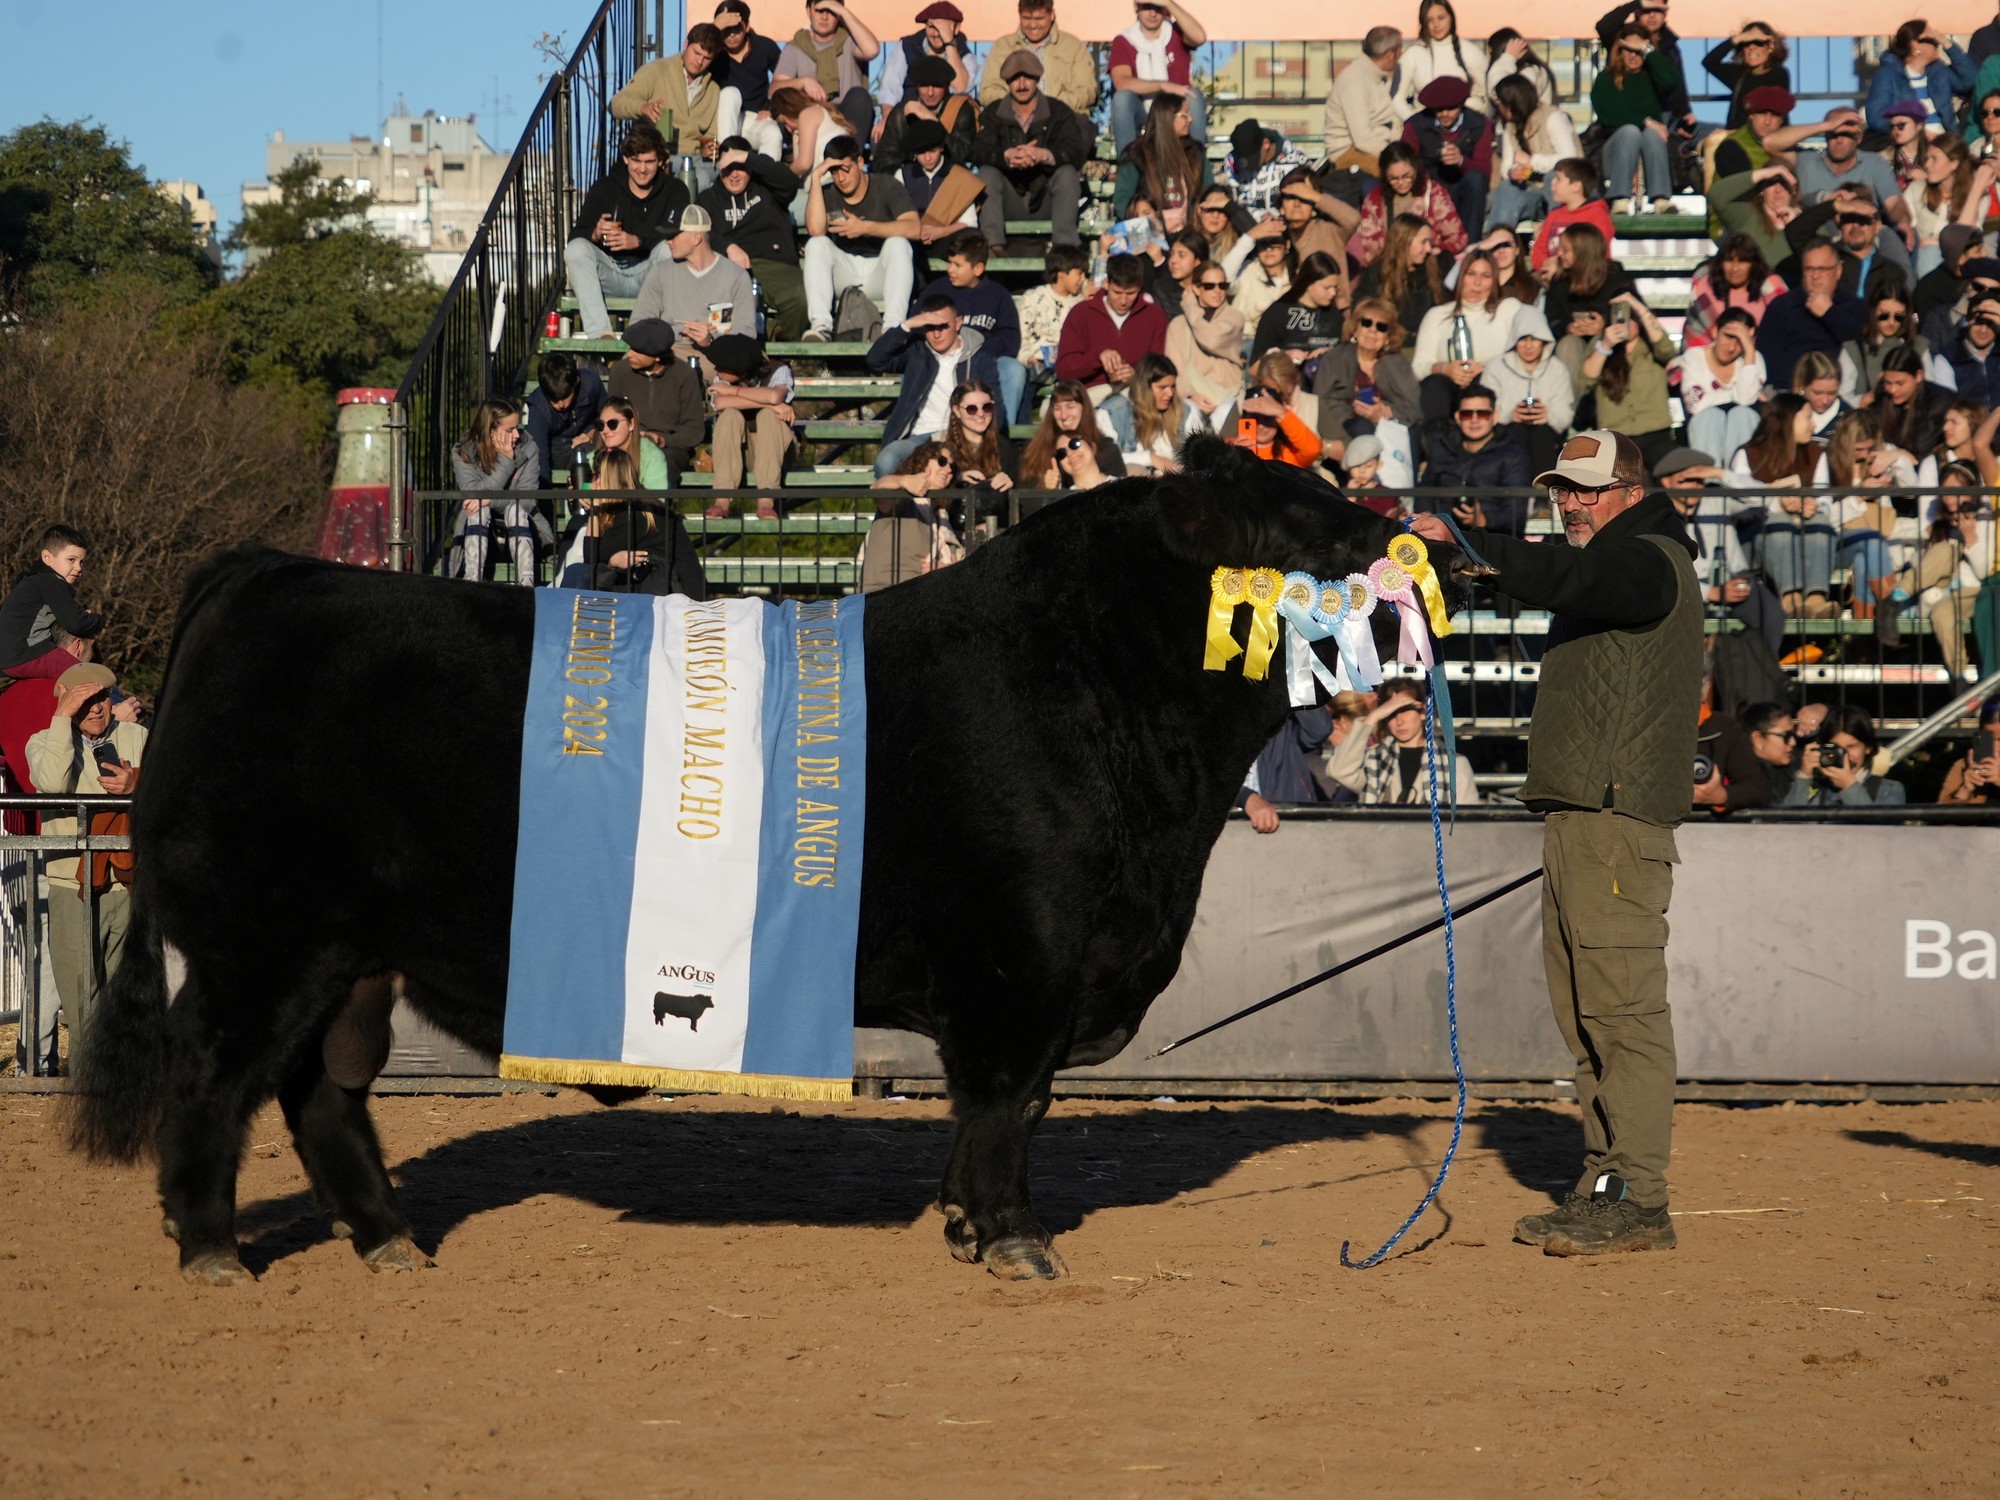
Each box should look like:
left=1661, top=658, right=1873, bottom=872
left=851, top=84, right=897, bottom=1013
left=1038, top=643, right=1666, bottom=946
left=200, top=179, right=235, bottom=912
left=606, top=318, right=705, bottom=478
left=1402, top=75, right=1492, bottom=242
left=875, top=52, right=977, bottom=171
left=705, top=332, right=798, bottom=517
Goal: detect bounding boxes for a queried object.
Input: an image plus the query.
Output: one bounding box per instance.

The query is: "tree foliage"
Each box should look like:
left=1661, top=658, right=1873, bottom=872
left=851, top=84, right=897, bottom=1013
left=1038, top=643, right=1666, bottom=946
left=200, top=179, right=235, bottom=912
left=0, top=120, right=216, bottom=314
left=0, top=291, right=323, bottom=682
left=229, top=156, right=377, bottom=254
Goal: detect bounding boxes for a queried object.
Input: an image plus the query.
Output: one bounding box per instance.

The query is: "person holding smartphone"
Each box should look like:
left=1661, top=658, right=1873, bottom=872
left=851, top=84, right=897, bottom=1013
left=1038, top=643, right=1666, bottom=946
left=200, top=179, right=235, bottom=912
left=1938, top=698, right=2000, bottom=803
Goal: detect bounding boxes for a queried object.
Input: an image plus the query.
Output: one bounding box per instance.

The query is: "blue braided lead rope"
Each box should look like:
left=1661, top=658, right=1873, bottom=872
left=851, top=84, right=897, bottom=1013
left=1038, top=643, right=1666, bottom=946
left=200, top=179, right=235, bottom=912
left=1340, top=692, right=1467, bottom=1269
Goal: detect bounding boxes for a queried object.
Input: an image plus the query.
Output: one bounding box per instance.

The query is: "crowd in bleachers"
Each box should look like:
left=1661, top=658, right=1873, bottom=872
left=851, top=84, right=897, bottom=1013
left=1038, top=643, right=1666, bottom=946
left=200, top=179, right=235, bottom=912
left=448, top=0, right=2000, bottom=681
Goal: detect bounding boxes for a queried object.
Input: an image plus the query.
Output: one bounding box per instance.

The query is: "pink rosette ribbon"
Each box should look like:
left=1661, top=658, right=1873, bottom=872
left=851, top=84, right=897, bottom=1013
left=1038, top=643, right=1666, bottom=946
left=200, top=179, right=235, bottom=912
left=1367, top=556, right=1434, bottom=669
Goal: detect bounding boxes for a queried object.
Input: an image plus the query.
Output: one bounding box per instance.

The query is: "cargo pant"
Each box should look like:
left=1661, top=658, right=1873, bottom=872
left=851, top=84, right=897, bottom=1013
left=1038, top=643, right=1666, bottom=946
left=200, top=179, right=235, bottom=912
left=1541, top=810, right=1679, bottom=1209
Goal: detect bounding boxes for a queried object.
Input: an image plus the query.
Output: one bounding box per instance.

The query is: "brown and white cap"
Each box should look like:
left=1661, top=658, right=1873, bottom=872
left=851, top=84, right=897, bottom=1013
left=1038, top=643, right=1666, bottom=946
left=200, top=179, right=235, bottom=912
left=1535, top=429, right=1647, bottom=489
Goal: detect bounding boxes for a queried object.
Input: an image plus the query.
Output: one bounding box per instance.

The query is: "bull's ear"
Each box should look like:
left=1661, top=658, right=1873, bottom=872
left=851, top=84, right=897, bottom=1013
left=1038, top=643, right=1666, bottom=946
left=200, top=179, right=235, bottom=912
left=1157, top=436, right=1253, bottom=562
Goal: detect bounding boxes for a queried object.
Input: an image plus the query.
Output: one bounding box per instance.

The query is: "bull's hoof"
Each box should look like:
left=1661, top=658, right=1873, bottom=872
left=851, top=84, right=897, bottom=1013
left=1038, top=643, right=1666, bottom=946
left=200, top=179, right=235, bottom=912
left=941, top=1205, right=980, bottom=1264
left=982, top=1236, right=1068, bottom=1281
left=329, top=1218, right=354, bottom=1240
left=361, top=1235, right=434, bottom=1273
left=181, top=1249, right=250, bottom=1286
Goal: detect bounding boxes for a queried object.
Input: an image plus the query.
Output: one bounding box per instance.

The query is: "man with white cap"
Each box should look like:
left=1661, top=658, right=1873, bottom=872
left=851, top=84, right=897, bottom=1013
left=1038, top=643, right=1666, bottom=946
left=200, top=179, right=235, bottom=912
left=1411, top=429, right=1703, bottom=1257
left=26, top=662, right=146, bottom=1062
left=630, top=202, right=757, bottom=371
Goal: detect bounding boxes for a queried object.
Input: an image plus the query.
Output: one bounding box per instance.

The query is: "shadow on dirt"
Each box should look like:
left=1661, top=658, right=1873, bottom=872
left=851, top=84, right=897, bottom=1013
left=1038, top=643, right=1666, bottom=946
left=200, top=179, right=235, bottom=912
left=1845, top=1128, right=2000, bottom=1170
left=234, top=1101, right=1441, bottom=1273
left=1474, top=1103, right=1579, bottom=1203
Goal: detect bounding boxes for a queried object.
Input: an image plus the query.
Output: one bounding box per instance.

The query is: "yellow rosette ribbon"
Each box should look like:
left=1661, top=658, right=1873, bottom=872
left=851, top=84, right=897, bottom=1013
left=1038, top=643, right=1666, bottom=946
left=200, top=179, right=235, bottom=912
left=1240, top=567, right=1284, bottom=680
left=1384, top=532, right=1453, bottom=639
left=1205, top=567, right=1249, bottom=670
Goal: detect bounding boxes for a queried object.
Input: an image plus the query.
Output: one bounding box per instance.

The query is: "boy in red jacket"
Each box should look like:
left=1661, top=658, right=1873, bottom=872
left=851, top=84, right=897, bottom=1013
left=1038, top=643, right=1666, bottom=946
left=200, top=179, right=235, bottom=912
left=1052, top=254, right=1167, bottom=401
left=1530, top=159, right=1617, bottom=273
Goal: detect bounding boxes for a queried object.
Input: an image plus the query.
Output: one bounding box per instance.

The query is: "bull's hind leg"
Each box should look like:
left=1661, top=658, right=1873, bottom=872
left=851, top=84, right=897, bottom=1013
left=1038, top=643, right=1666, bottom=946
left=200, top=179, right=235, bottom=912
left=938, top=1057, right=1066, bottom=1281
left=277, top=1047, right=430, bottom=1273
left=155, top=969, right=274, bottom=1285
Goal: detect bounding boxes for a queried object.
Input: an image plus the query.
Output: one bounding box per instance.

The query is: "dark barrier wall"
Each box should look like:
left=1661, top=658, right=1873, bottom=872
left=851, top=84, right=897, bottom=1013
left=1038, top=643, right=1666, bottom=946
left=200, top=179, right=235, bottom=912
left=855, top=817, right=2000, bottom=1086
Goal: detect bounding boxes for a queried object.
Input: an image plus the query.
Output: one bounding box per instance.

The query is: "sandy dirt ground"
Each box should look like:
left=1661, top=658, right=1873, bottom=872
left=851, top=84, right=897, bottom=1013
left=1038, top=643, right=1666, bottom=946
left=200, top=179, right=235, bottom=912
left=2, top=1089, right=1995, bottom=1498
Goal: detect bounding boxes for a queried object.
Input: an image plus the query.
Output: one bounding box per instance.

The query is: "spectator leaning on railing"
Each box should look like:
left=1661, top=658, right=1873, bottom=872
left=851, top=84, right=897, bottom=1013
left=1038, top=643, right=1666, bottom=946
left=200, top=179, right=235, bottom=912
left=1325, top=678, right=1480, bottom=806
left=450, top=397, right=545, bottom=586
left=26, top=662, right=145, bottom=1059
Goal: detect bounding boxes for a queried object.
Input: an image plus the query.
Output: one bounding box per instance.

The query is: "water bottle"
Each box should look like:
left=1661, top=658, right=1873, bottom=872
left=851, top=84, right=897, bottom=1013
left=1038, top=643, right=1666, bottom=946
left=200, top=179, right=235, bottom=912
left=751, top=277, right=767, bottom=339
left=1447, top=313, right=1474, bottom=366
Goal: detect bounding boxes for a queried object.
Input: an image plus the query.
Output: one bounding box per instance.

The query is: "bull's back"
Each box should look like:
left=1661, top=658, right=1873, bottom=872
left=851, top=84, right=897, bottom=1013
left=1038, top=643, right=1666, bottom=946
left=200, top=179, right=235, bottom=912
left=138, top=550, right=535, bottom=977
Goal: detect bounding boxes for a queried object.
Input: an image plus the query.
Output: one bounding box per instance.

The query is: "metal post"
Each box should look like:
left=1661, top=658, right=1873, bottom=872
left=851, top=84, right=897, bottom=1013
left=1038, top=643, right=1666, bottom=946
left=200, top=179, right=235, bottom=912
left=18, top=853, right=41, bottom=1076
left=387, top=400, right=410, bottom=574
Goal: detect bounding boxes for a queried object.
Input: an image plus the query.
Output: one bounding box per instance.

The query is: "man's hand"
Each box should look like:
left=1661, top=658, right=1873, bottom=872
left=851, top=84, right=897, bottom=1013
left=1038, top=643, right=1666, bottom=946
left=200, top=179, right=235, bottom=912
left=682, top=320, right=717, bottom=346
left=1451, top=497, right=1488, bottom=528
left=919, top=222, right=956, bottom=243
left=641, top=99, right=666, bottom=123
left=829, top=216, right=869, bottom=238
left=1244, top=792, right=1280, bottom=833
left=796, top=77, right=829, bottom=102
left=54, top=683, right=99, bottom=719
left=1722, top=577, right=1752, bottom=604
left=110, top=696, right=142, bottom=723
left=1692, top=767, right=1728, bottom=807
left=902, top=309, right=948, bottom=332
left=98, top=759, right=138, bottom=796
left=1408, top=513, right=1454, bottom=544
left=725, top=243, right=753, bottom=270
left=1440, top=140, right=1462, bottom=168
left=1513, top=398, right=1546, bottom=425
left=1102, top=351, right=1134, bottom=384
left=1645, top=118, right=1669, bottom=140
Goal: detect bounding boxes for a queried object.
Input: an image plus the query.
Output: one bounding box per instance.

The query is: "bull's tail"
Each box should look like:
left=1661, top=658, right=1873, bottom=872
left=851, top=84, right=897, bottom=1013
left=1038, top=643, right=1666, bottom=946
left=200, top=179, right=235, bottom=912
left=66, top=891, right=170, bottom=1161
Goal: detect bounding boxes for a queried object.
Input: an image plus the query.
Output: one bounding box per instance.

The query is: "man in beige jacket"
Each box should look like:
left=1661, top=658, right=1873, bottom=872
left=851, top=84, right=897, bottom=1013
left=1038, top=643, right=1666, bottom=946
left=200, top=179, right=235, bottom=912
left=976, top=0, right=1098, bottom=113
left=1323, top=25, right=1403, bottom=177
left=25, top=662, right=144, bottom=1058
left=613, top=22, right=728, bottom=185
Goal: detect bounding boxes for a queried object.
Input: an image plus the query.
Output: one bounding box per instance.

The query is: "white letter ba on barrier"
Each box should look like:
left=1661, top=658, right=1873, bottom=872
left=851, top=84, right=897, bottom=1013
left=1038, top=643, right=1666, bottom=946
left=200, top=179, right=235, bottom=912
left=1906, top=920, right=1999, bottom=980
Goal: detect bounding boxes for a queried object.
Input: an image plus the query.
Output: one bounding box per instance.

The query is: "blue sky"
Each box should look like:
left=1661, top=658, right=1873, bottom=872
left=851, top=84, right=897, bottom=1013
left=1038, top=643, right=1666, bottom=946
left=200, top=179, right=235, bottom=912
left=2, top=0, right=645, bottom=237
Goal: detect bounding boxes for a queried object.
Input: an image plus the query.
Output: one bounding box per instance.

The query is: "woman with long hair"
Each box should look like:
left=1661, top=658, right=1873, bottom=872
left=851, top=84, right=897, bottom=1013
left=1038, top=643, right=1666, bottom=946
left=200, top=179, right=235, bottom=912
left=1411, top=248, right=1525, bottom=421
left=1708, top=159, right=1803, bottom=269
left=1099, top=352, right=1192, bottom=474
left=940, top=379, right=1019, bottom=493
left=1914, top=462, right=1999, bottom=675
left=1478, top=227, right=1539, bottom=303
left=593, top=396, right=671, bottom=489
left=451, top=395, right=543, bottom=584
left=1872, top=343, right=1951, bottom=457
left=1793, top=349, right=1848, bottom=439
left=1863, top=19, right=1977, bottom=139
left=1669, top=307, right=1765, bottom=460
left=1021, top=380, right=1127, bottom=490
left=1485, top=27, right=1555, bottom=109
left=1485, top=73, right=1579, bottom=232
left=1193, top=184, right=1241, bottom=262
left=1727, top=391, right=1836, bottom=617
left=1355, top=213, right=1443, bottom=339
left=1824, top=409, right=1912, bottom=622
left=1573, top=290, right=1678, bottom=468
left=1250, top=250, right=1348, bottom=375
left=1234, top=352, right=1323, bottom=469
left=1347, top=141, right=1468, bottom=268
left=1703, top=22, right=1790, bottom=130
left=1166, top=258, right=1247, bottom=415
left=1395, top=0, right=1490, bottom=118
left=1591, top=23, right=1675, bottom=211
left=1912, top=134, right=1981, bottom=275
left=570, top=444, right=706, bottom=598
left=1145, top=227, right=1210, bottom=313
left=861, top=442, right=965, bottom=591
left=1541, top=222, right=1639, bottom=338
left=769, top=82, right=844, bottom=178
left=1681, top=233, right=1789, bottom=348
left=1113, top=92, right=1208, bottom=230
left=1839, top=279, right=1929, bottom=405
left=1229, top=232, right=1296, bottom=333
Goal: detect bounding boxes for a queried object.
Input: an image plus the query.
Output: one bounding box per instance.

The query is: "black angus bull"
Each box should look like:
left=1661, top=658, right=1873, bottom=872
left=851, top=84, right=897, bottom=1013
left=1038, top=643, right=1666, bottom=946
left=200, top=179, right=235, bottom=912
left=70, top=438, right=1475, bottom=1284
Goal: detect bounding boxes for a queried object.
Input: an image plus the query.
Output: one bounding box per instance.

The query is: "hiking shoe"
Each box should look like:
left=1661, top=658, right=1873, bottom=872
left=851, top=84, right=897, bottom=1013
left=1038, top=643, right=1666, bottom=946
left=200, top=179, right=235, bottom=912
left=1543, top=1174, right=1676, bottom=1257
left=1514, top=1191, right=1591, bottom=1247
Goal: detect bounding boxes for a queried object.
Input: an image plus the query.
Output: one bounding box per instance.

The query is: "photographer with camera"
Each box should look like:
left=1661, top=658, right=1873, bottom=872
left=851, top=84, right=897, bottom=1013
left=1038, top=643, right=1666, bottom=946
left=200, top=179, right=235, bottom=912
left=25, top=663, right=145, bottom=1064
left=1781, top=703, right=1906, bottom=807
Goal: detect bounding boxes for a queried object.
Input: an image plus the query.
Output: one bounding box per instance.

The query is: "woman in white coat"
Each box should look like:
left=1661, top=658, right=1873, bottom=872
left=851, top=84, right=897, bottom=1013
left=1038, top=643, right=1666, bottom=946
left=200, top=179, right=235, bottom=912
left=1392, top=0, right=1491, bottom=120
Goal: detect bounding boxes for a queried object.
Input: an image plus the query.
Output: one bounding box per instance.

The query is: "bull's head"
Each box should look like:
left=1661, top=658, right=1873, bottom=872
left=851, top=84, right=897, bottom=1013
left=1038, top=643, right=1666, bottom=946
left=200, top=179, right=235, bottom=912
left=1157, top=437, right=1486, bottom=616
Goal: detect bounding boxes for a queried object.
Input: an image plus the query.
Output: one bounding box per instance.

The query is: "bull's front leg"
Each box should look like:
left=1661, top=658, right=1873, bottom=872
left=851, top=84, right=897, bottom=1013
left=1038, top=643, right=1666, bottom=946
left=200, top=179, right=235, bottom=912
left=937, top=1050, right=1065, bottom=1281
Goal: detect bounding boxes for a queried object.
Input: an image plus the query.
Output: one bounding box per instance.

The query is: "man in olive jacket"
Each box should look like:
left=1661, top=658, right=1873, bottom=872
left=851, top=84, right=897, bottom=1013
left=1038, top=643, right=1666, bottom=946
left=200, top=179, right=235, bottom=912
left=1412, top=429, right=1703, bottom=1257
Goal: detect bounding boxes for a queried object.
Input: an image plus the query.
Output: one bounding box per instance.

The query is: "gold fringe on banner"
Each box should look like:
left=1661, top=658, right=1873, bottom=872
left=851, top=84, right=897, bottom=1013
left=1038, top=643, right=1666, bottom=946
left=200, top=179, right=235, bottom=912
left=499, top=1054, right=854, bottom=1103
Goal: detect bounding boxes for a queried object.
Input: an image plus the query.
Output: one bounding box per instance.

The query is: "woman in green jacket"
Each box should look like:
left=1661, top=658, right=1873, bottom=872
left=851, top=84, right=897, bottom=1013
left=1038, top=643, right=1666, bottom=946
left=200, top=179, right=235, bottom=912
left=1561, top=290, right=1679, bottom=468
left=1591, top=25, right=1676, bottom=210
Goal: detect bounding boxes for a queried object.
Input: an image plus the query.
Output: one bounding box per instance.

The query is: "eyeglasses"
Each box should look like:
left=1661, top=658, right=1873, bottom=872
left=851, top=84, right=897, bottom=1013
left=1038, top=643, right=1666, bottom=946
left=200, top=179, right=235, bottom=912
left=1549, top=484, right=1633, bottom=504
left=1761, top=728, right=1799, bottom=742
left=1875, top=308, right=1906, bottom=321
left=1618, top=45, right=1646, bottom=58
left=1838, top=213, right=1880, bottom=226
left=958, top=400, right=994, bottom=414
left=1826, top=129, right=1861, bottom=141
left=1456, top=407, right=1495, bottom=420
left=1740, top=37, right=1771, bottom=48
left=598, top=418, right=627, bottom=431
left=1354, top=315, right=1390, bottom=330
left=1983, top=108, right=2000, bottom=119
left=1198, top=204, right=1229, bottom=215
left=1197, top=279, right=1229, bottom=290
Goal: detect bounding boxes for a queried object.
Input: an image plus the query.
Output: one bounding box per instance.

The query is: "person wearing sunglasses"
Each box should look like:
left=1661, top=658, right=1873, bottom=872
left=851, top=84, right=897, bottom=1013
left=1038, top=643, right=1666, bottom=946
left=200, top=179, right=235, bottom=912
left=1788, top=109, right=1917, bottom=262
left=1164, top=260, right=1246, bottom=420
left=1863, top=19, right=1975, bottom=140
left=1693, top=700, right=1794, bottom=813
left=939, top=378, right=1019, bottom=491
left=1417, top=382, right=1532, bottom=534
left=711, top=2, right=787, bottom=159
left=1702, top=21, right=1789, bottom=132
left=1314, top=295, right=1422, bottom=467
left=1590, top=25, right=1678, bottom=213
left=1593, top=0, right=1695, bottom=138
